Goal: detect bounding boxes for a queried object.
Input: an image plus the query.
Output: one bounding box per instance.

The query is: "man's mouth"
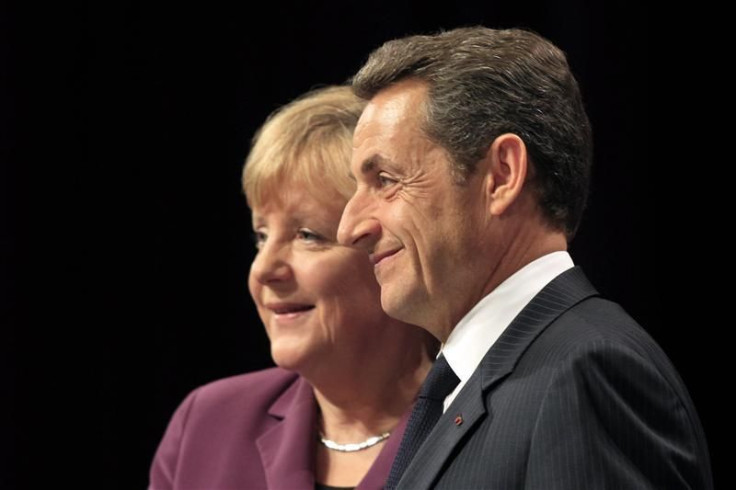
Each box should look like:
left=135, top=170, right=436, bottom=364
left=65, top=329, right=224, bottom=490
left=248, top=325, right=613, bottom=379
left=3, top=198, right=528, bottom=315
left=370, top=248, right=400, bottom=266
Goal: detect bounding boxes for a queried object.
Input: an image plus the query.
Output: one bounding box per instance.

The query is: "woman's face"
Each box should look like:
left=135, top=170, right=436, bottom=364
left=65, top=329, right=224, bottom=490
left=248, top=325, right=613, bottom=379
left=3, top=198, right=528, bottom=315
left=248, top=184, right=389, bottom=374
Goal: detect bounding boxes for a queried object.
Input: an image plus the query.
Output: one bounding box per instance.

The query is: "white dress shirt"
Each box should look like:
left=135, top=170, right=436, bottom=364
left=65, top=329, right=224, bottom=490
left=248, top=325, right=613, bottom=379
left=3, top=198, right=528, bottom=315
left=441, top=251, right=574, bottom=412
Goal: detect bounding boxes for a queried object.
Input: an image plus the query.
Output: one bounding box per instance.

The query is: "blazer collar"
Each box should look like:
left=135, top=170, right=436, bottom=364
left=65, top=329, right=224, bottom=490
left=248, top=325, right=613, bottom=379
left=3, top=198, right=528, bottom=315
left=256, top=376, right=317, bottom=490
left=256, top=374, right=414, bottom=490
left=397, top=266, right=599, bottom=489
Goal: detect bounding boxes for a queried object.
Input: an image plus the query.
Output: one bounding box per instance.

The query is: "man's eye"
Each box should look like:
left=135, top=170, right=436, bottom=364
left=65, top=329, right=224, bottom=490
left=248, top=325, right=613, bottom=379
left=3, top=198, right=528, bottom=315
left=378, top=173, right=398, bottom=187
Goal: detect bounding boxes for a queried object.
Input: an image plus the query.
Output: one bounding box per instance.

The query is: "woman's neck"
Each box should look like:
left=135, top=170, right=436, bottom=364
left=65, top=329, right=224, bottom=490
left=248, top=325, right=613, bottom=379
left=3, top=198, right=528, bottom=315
left=311, top=351, right=430, bottom=439
left=310, top=342, right=433, bottom=488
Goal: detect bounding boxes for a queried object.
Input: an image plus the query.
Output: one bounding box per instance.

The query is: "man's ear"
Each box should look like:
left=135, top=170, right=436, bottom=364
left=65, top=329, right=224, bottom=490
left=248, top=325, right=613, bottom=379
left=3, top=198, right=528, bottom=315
left=482, top=133, right=528, bottom=216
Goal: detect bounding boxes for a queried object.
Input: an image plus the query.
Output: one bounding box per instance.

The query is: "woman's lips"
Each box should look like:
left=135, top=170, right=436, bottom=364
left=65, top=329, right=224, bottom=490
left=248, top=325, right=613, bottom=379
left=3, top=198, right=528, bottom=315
left=266, top=303, right=315, bottom=322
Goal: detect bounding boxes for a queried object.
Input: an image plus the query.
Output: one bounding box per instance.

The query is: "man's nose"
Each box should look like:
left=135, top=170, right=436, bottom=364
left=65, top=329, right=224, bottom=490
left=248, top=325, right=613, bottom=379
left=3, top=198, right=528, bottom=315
left=338, top=191, right=380, bottom=251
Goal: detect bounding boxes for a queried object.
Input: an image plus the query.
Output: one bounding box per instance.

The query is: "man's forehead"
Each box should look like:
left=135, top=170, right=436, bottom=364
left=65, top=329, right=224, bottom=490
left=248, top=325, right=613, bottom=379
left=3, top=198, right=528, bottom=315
left=349, top=81, right=430, bottom=178
left=361, top=81, right=427, bottom=126
left=353, top=89, right=426, bottom=149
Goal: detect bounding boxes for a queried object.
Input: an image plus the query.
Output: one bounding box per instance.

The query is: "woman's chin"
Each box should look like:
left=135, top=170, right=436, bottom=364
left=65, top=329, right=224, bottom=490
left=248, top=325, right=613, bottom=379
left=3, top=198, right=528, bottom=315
left=270, top=345, right=309, bottom=373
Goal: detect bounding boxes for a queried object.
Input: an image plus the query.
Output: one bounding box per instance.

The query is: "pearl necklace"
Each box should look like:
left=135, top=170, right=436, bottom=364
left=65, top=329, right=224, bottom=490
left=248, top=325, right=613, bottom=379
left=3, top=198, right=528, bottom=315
left=318, top=431, right=391, bottom=452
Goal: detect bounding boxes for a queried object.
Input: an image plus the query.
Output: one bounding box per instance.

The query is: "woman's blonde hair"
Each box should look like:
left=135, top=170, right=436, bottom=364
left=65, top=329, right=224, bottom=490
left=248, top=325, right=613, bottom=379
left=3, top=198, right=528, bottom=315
left=242, top=85, right=366, bottom=208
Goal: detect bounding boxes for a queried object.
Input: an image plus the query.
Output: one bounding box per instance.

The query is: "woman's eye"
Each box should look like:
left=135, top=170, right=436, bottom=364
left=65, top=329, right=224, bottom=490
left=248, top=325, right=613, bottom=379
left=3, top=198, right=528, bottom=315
left=253, top=231, right=267, bottom=249
left=297, top=229, right=322, bottom=242
left=378, top=173, right=398, bottom=188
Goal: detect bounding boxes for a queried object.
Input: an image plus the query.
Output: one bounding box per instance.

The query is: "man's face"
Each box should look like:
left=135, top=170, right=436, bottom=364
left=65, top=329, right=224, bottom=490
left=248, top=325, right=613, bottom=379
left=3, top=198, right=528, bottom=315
left=337, top=79, right=491, bottom=339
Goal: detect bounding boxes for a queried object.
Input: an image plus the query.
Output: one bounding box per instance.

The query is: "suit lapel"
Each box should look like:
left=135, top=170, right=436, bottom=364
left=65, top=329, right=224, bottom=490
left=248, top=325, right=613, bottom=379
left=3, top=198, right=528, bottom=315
left=256, top=377, right=317, bottom=489
left=397, top=371, right=487, bottom=489
left=356, top=408, right=412, bottom=490
left=478, top=266, right=597, bottom=391
left=398, top=267, right=598, bottom=489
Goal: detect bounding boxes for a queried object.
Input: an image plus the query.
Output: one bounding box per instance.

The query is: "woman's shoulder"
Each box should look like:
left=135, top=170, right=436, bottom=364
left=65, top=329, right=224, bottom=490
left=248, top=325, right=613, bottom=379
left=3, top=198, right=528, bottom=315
left=189, top=367, right=301, bottom=408
left=163, top=367, right=305, bottom=439
left=150, top=368, right=307, bottom=488
left=201, top=366, right=300, bottom=391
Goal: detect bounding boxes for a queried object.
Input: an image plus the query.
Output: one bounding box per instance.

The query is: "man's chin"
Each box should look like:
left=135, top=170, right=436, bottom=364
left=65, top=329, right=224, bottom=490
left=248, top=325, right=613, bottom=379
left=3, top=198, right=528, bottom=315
left=380, top=284, right=416, bottom=324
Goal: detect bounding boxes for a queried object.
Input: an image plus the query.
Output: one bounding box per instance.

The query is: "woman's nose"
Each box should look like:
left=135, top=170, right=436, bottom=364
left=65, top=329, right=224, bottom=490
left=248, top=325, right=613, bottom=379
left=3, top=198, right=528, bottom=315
left=250, top=242, right=293, bottom=285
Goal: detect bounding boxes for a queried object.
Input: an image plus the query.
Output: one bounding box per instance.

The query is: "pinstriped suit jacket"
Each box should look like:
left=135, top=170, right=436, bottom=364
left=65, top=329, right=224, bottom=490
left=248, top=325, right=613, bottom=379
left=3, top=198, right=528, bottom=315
left=396, top=267, right=713, bottom=490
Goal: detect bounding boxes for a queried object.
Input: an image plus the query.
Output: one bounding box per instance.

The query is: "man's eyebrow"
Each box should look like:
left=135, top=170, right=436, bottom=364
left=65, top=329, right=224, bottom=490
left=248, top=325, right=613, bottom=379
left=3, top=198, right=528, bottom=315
left=361, top=155, right=392, bottom=174
left=348, top=155, right=391, bottom=182
left=353, top=155, right=375, bottom=178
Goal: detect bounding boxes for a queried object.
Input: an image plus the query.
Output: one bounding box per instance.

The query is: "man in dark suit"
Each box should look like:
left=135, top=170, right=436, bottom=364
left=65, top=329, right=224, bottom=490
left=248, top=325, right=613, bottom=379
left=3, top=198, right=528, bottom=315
left=337, top=27, right=713, bottom=489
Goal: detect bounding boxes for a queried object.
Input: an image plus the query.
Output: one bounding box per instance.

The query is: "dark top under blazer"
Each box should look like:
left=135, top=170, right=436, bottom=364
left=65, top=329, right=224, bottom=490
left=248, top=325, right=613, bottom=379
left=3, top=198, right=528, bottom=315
left=150, top=368, right=410, bottom=490
left=396, top=267, right=713, bottom=490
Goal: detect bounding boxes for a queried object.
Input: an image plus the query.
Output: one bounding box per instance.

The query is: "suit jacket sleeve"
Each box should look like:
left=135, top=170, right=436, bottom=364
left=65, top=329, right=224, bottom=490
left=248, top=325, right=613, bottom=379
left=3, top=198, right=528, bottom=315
left=526, top=339, right=712, bottom=490
left=149, top=389, right=199, bottom=490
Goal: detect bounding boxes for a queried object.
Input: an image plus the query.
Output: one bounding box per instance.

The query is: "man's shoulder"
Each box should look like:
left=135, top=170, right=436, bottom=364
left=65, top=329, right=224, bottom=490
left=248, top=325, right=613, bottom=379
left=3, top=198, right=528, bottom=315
left=524, top=295, right=683, bottom=382
left=559, top=296, right=653, bottom=346
left=562, top=295, right=640, bottom=332
left=515, top=294, right=663, bottom=365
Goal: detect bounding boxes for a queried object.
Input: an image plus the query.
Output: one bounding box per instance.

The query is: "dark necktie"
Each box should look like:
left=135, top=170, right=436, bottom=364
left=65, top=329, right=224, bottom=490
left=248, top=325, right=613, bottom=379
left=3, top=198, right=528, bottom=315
left=385, top=354, right=460, bottom=489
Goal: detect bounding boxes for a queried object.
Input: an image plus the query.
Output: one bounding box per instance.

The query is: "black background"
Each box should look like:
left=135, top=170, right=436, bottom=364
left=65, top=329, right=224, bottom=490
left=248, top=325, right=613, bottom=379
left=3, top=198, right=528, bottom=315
left=2, top=1, right=718, bottom=489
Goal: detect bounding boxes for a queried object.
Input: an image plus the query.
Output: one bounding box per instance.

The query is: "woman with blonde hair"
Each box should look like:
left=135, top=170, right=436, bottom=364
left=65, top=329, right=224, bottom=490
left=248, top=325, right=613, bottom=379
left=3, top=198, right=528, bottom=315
left=149, top=85, right=436, bottom=490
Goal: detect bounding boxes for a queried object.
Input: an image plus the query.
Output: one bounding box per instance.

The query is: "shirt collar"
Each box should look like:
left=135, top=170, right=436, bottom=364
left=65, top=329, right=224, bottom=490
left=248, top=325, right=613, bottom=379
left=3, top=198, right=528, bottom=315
left=441, top=251, right=574, bottom=390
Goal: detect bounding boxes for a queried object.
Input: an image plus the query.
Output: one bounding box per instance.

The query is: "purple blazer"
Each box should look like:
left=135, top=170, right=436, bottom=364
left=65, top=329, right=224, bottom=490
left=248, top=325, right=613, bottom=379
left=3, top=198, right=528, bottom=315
left=149, top=367, right=410, bottom=490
